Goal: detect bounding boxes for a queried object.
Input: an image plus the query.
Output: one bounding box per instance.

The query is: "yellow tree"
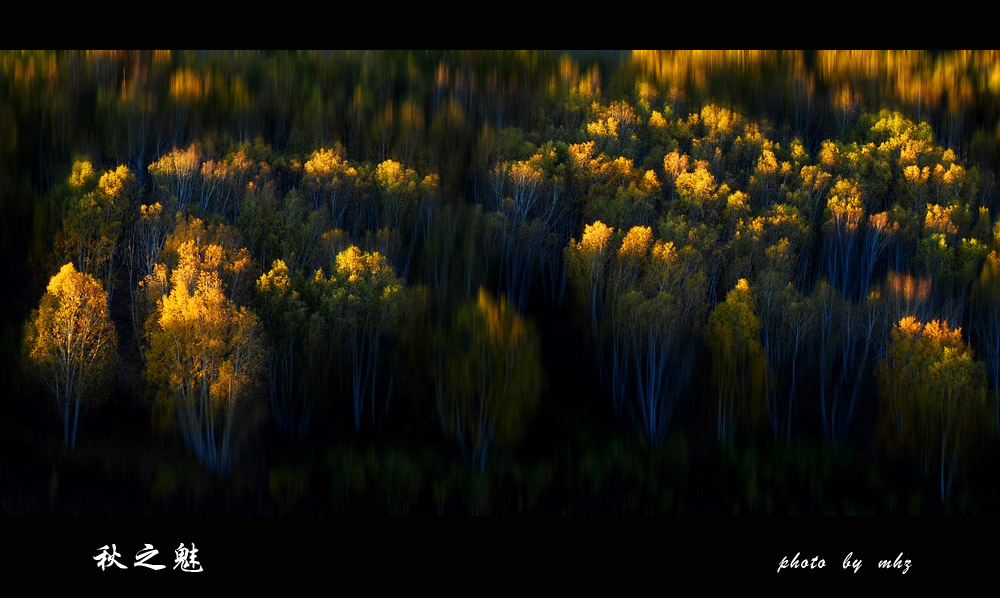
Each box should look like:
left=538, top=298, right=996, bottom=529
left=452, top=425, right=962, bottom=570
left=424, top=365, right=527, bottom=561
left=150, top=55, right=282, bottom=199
left=255, top=259, right=317, bottom=439
left=822, top=178, right=865, bottom=298
left=57, top=162, right=135, bottom=303
left=147, top=144, right=200, bottom=208
left=879, top=317, right=988, bottom=501
left=486, top=146, right=568, bottom=311
left=24, top=263, right=117, bottom=449
left=145, top=240, right=264, bottom=473
left=567, top=221, right=706, bottom=440
left=303, top=145, right=357, bottom=226
left=373, top=159, right=437, bottom=280
left=198, top=148, right=253, bottom=216
left=315, top=245, right=407, bottom=433
left=374, top=158, right=418, bottom=233
left=566, top=220, right=615, bottom=389
left=708, top=278, right=766, bottom=444
left=566, top=220, right=614, bottom=346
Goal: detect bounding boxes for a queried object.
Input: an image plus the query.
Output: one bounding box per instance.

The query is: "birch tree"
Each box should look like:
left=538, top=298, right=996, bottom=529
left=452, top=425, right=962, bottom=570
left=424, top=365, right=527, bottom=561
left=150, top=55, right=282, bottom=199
left=145, top=240, right=264, bottom=474
left=24, top=263, right=117, bottom=450
left=879, top=317, right=988, bottom=502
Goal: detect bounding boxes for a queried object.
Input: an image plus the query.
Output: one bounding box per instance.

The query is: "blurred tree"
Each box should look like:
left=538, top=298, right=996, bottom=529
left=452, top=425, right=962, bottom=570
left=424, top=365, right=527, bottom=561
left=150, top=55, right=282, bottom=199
left=485, top=145, right=569, bottom=311
left=971, top=248, right=1000, bottom=438
left=435, top=288, right=542, bottom=470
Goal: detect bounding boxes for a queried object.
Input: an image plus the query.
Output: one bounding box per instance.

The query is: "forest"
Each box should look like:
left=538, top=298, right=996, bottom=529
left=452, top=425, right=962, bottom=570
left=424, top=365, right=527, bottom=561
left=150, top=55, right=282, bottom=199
left=5, top=50, right=1000, bottom=514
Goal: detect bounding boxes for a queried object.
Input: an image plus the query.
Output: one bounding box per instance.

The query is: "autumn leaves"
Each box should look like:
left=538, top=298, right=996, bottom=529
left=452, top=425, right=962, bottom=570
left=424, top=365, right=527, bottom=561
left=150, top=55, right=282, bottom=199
left=879, top=318, right=988, bottom=501
left=26, top=144, right=539, bottom=476
left=24, top=263, right=117, bottom=450
left=22, top=96, right=1000, bottom=499
left=144, top=236, right=263, bottom=473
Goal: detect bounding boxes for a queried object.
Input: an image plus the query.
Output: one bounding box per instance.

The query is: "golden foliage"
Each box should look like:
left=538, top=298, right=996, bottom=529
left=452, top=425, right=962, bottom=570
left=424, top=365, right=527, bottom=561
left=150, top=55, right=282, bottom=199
left=335, top=245, right=392, bottom=283
left=663, top=149, right=690, bottom=181
left=25, top=262, right=117, bottom=442
left=924, top=203, right=959, bottom=235
left=257, top=259, right=292, bottom=295
left=304, top=147, right=351, bottom=180
left=28, top=263, right=116, bottom=370
left=568, top=141, right=596, bottom=170
left=651, top=239, right=676, bottom=265
left=675, top=163, right=718, bottom=201
left=727, top=190, right=750, bottom=213
left=147, top=240, right=264, bottom=409
left=170, top=68, right=209, bottom=101
left=69, top=160, right=95, bottom=191
left=97, top=165, right=130, bottom=198
left=575, top=220, right=614, bottom=254
left=618, top=226, right=653, bottom=260
left=140, top=202, right=163, bottom=219
left=148, top=144, right=200, bottom=179
left=375, top=159, right=418, bottom=195
left=827, top=178, right=864, bottom=231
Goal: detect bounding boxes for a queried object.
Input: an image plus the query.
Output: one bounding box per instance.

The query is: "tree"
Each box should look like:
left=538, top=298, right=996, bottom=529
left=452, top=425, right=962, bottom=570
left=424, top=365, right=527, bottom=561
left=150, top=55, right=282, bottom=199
left=758, top=274, right=813, bottom=444
left=567, top=219, right=706, bottom=442
left=879, top=317, right=989, bottom=502
left=197, top=148, right=253, bottom=217
left=56, top=162, right=134, bottom=303
left=485, top=146, right=569, bottom=312
left=126, top=200, right=174, bottom=353
left=435, top=288, right=543, bottom=470
left=566, top=220, right=614, bottom=385
left=374, top=159, right=418, bottom=234
left=811, top=282, right=886, bottom=445
left=24, top=263, right=117, bottom=449
left=256, top=260, right=311, bottom=439
left=145, top=239, right=265, bottom=474
left=148, top=144, right=200, bottom=208
left=315, top=245, right=407, bottom=433
left=373, top=158, right=437, bottom=279
left=971, top=249, right=1000, bottom=437
left=708, top=278, right=765, bottom=444
left=302, top=145, right=357, bottom=227
left=822, top=178, right=864, bottom=299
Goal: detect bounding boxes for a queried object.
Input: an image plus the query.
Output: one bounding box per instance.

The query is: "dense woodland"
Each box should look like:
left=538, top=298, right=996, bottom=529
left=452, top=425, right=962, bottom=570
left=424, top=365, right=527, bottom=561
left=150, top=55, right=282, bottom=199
left=6, top=50, right=1000, bottom=514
